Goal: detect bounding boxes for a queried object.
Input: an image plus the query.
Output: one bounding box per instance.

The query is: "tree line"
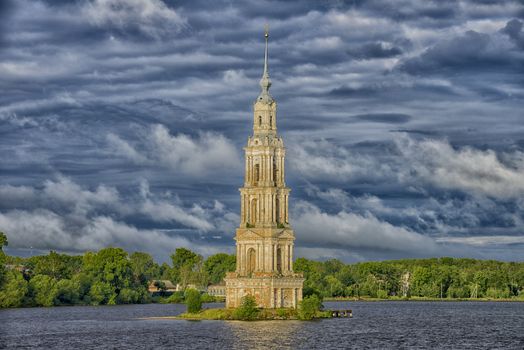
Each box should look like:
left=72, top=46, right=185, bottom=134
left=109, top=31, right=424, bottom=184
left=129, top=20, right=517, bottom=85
left=295, top=257, right=524, bottom=300
left=1, top=232, right=523, bottom=308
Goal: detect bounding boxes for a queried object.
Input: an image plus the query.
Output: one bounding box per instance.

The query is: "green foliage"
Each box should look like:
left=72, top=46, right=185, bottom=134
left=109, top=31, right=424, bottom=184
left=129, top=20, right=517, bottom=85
left=55, top=279, right=81, bottom=305
left=0, top=232, right=7, bottom=288
left=29, top=275, right=59, bottom=307
left=165, top=291, right=185, bottom=303
left=130, top=252, right=160, bottom=285
left=185, top=288, right=202, bottom=313
left=200, top=293, right=217, bottom=303
left=3, top=235, right=524, bottom=310
left=234, top=294, right=259, bottom=320
left=27, top=251, right=82, bottom=280
left=89, top=281, right=115, bottom=305
left=203, top=253, right=236, bottom=284
left=298, top=295, right=322, bottom=320
left=0, top=270, right=28, bottom=308
left=170, top=248, right=204, bottom=287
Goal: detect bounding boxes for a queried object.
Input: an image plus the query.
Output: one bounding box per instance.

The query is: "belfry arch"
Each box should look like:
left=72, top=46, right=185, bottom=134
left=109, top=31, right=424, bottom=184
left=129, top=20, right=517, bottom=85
left=250, top=198, right=258, bottom=224
left=247, top=248, right=256, bottom=275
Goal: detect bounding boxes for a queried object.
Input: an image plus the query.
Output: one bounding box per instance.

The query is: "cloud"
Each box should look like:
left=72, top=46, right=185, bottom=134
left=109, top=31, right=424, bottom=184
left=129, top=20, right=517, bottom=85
left=84, top=0, right=187, bottom=38
left=292, top=201, right=439, bottom=255
left=107, top=124, right=241, bottom=178
left=290, top=134, right=524, bottom=199
left=0, top=176, right=239, bottom=260
left=1, top=0, right=523, bottom=262
left=436, top=235, right=524, bottom=246
left=399, top=29, right=519, bottom=75
left=353, top=113, right=412, bottom=124
left=395, top=136, right=524, bottom=199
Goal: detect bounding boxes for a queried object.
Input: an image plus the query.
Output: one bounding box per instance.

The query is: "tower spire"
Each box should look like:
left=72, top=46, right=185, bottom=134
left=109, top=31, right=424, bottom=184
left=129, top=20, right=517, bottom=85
left=258, top=24, right=273, bottom=103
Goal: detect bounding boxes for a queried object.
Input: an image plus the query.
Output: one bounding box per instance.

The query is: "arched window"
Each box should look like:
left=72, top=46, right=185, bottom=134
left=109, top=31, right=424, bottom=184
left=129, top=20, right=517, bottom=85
left=275, top=197, right=280, bottom=223
left=276, top=247, right=282, bottom=273
left=247, top=248, right=256, bottom=275
left=273, top=158, right=277, bottom=182
left=254, top=164, right=260, bottom=183
left=251, top=199, right=257, bottom=224
left=269, top=115, right=272, bottom=128
left=259, top=116, right=262, bottom=126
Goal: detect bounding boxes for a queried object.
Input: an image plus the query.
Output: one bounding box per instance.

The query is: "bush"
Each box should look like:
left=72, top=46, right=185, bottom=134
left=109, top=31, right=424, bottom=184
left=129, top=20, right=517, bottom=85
left=298, top=295, right=322, bottom=320
left=165, top=291, right=184, bottom=303
left=0, top=270, right=28, bottom=308
left=485, top=287, right=510, bottom=299
left=185, top=289, right=202, bottom=313
left=200, top=293, right=217, bottom=303
left=376, top=290, right=388, bottom=299
left=234, top=294, right=259, bottom=320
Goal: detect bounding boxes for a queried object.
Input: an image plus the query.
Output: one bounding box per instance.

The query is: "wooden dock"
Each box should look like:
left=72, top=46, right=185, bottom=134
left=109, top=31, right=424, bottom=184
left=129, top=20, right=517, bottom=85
left=329, top=309, right=353, bottom=318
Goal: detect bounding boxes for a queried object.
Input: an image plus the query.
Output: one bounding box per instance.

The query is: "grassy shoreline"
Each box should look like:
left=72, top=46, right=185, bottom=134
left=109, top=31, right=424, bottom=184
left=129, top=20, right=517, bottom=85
left=324, top=296, right=524, bottom=302
left=166, top=307, right=332, bottom=321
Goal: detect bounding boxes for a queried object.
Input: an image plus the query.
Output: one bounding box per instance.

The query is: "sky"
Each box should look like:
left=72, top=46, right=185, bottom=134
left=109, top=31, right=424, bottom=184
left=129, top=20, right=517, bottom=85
left=1, top=0, right=523, bottom=263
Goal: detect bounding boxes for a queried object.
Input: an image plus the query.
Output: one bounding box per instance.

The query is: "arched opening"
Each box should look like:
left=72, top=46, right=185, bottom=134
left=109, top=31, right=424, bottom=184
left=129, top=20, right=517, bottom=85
left=269, top=115, right=272, bottom=129
left=247, top=248, right=256, bottom=275
left=275, top=197, right=280, bottom=223
left=277, top=247, right=282, bottom=273
left=250, top=199, right=257, bottom=224
left=273, top=158, right=278, bottom=182
left=254, top=164, right=260, bottom=184
left=259, top=116, right=262, bottom=126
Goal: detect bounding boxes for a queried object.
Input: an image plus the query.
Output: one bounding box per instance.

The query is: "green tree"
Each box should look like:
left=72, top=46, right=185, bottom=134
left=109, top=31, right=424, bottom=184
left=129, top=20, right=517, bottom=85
left=234, top=294, right=259, bottom=320
left=0, top=232, right=7, bottom=288
left=54, top=279, right=81, bottom=305
left=204, top=253, right=236, bottom=284
left=29, top=275, right=59, bottom=307
left=83, top=248, right=139, bottom=303
left=185, top=288, right=202, bottom=313
left=171, top=248, right=201, bottom=270
left=130, top=252, right=160, bottom=285
left=89, top=281, right=115, bottom=305
left=28, top=251, right=82, bottom=280
left=0, top=270, right=28, bottom=308
left=298, top=295, right=322, bottom=320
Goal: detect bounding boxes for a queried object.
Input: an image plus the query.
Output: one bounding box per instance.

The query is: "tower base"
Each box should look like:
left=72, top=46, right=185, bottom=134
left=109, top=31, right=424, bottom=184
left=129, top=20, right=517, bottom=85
left=224, top=272, right=304, bottom=309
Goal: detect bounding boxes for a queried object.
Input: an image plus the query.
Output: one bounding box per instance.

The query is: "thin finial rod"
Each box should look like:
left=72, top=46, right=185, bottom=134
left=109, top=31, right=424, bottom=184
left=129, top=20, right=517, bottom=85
left=263, top=24, right=269, bottom=76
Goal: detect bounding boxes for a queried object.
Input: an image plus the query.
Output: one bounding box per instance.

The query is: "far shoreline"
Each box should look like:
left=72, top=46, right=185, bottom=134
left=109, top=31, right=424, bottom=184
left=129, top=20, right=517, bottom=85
left=324, top=297, right=524, bottom=302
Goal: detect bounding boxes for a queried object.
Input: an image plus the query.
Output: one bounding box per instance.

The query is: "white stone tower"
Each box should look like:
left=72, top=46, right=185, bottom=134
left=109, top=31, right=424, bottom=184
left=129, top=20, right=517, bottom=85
left=225, top=27, right=304, bottom=309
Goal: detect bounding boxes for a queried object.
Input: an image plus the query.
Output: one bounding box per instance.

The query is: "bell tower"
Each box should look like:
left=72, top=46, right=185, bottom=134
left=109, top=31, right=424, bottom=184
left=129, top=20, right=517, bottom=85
left=225, top=27, right=304, bottom=309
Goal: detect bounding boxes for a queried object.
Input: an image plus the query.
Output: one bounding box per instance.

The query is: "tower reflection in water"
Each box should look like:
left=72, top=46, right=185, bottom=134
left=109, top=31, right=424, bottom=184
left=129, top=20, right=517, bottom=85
left=226, top=320, right=303, bottom=349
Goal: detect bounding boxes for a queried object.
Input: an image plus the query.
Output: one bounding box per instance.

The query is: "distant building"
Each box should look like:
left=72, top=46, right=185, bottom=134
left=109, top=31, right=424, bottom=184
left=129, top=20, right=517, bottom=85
left=207, top=283, right=226, bottom=297
left=148, top=280, right=178, bottom=295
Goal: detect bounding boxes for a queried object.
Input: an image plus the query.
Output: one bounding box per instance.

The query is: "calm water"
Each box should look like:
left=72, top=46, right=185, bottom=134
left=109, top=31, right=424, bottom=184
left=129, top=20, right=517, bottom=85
left=1, top=301, right=523, bottom=349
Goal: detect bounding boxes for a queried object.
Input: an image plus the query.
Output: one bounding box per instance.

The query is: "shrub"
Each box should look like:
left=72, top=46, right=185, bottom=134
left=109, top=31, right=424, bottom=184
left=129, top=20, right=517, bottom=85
left=200, top=293, right=217, bottom=303
left=165, top=291, right=184, bottom=303
left=234, top=294, right=259, bottom=320
left=298, top=295, right=322, bottom=320
left=185, top=289, right=202, bottom=313
left=376, top=290, right=388, bottom=299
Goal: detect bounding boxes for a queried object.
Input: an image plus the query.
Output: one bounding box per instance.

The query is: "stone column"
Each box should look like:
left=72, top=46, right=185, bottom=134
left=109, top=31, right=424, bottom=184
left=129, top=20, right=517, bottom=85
left=256, top=243, right=261, bottom=271
left=285, top=195, right=289, bottom=223
left=273, top=244, right=277, bottom=272
left=236, top=243, right=240, bottom=272
left=289, top=244, right=293, bottom=272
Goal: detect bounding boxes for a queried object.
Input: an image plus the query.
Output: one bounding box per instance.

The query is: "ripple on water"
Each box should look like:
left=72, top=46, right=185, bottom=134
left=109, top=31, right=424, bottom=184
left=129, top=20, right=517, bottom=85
left=1, top=301, right=523, bottom=349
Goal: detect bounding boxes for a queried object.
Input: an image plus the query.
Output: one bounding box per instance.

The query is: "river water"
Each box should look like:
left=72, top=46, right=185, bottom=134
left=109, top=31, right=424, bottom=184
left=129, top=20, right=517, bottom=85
left=1, top=301, right=523, bottom=349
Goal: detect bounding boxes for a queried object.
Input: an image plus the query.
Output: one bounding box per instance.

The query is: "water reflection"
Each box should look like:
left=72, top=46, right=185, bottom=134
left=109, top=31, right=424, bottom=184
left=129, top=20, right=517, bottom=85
left=226, top=320, right=304, bottom=349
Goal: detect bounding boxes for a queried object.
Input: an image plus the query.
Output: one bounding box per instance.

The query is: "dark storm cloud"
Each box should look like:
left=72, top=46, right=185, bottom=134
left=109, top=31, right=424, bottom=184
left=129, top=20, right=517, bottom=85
left=1, top=0, right=523, bottom=262
left=352, top=113, right=412, bottom=124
